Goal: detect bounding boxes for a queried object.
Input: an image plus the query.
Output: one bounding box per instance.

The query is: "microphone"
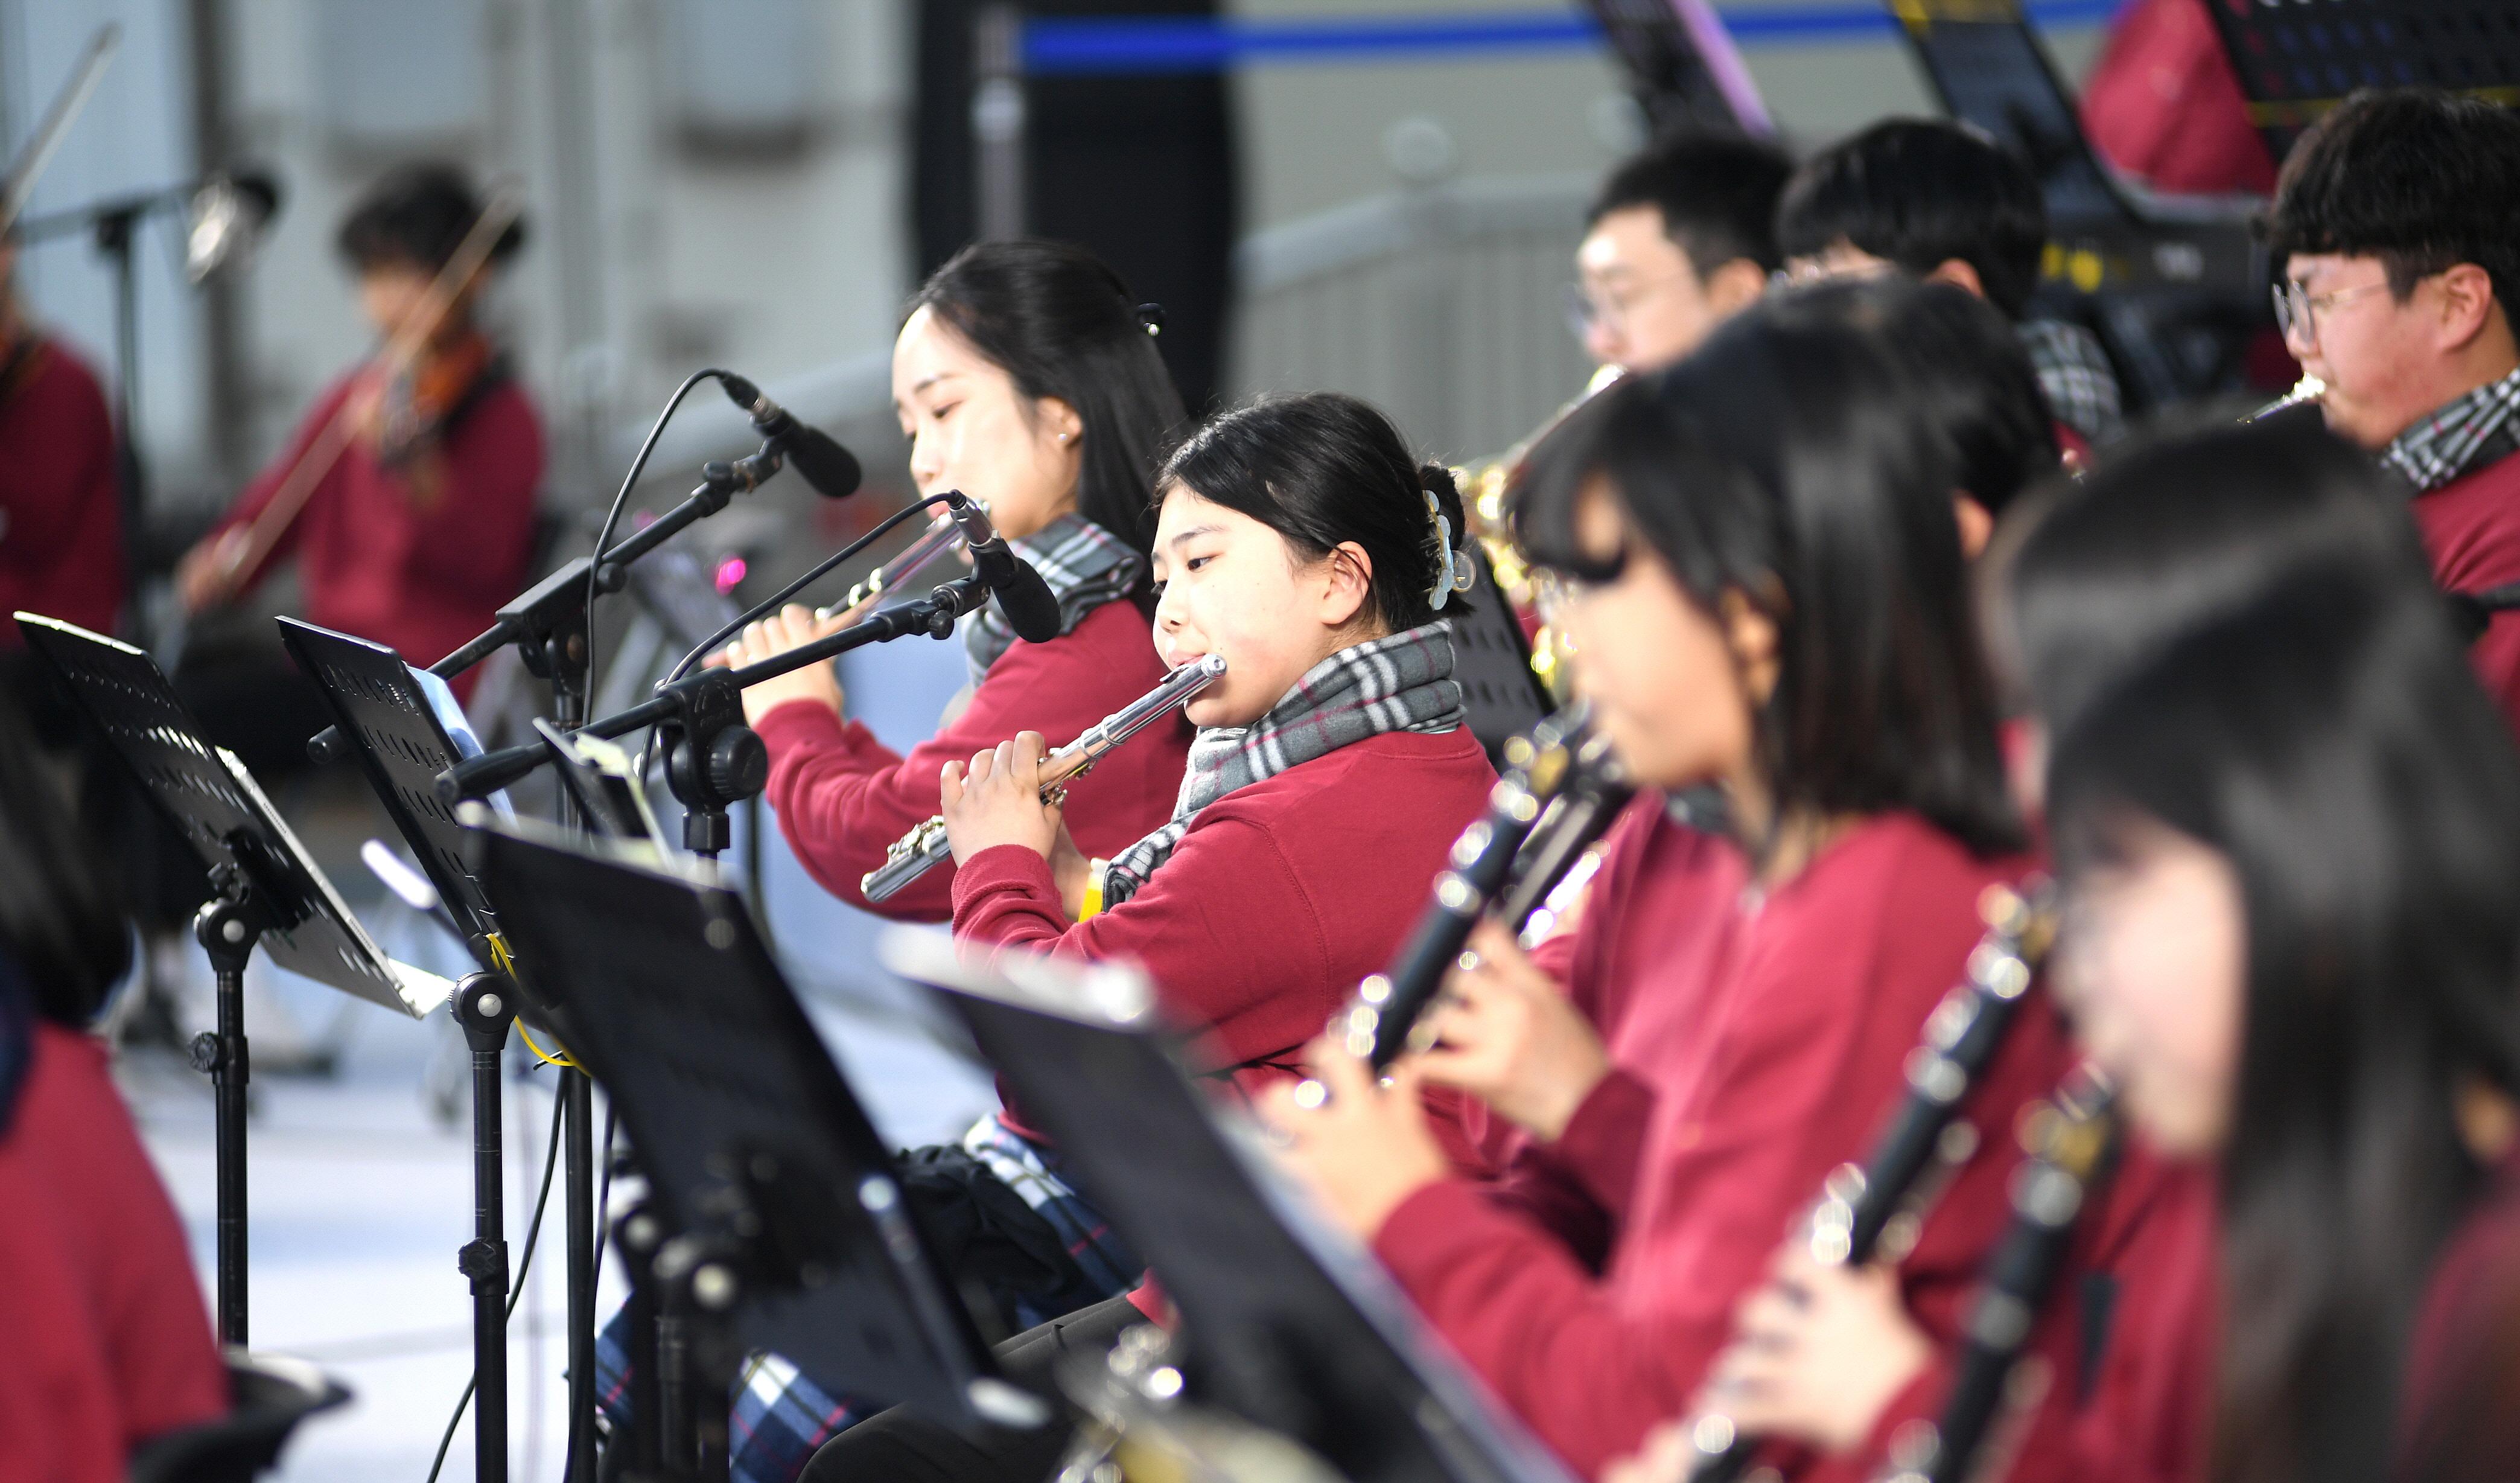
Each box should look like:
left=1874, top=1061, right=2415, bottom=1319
left=944, top=491, right=1061, bottom=643
left=718, top=373, right=863, bottom=502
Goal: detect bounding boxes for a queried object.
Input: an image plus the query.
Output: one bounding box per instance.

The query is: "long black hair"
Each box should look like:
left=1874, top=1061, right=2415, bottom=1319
left=1999, top=416, right=2432, bottom=737
left=0, top=695, right=132, bottom=1028
left=1517, top=278, right=2020, bottom=856
left=1159, top=391, right=1470, bottom=634
left=2048, top=569, right=2520, bottom=1483
left=909, top=239, right=1188, bottom=575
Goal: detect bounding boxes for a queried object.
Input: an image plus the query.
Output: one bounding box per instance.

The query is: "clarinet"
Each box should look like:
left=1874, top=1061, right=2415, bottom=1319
left=814, top=507, right=966, bottom=620
left=2249, top=374, right=2327, bottom=421
left=859, top=654, right=1226, bottom=903
left=1684, top=878, right=2058, bottom=1483
left=1325, top=704, right=1626, bottom=1074
left=1883, top=1068, right=2120, bottom=1483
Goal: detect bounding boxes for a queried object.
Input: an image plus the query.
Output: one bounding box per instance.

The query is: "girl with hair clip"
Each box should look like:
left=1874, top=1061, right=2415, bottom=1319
left=1610, top=419, right=2451, bottom=1483
left=796, top=389, right=1499, bottom=1483
left=1262, top=280, right=2076, bottom=1481
left=721, top=239, right=1194, bottom=922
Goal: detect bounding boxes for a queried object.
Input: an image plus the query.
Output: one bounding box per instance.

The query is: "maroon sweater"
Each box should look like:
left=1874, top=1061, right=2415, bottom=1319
left=755, top=596, right=1191, bottom=921
left=951, top=726, right=1498, bottom=1141
left=0, top=336, right=122, bottom=643
left=0, top=1024, right=226, bottom=1471
left=1370, top=804, right=2072, bottom=1480
left=2414, top=448, right=2520, bottom=739
left=214, top=369, right=541, bottom=696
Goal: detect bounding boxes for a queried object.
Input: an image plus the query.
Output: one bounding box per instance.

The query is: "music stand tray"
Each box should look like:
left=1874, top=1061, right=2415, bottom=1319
left=879, top=929, right=1580, bottom=1483
left=16, top=613, right=451, bottom=1018
left=464, top=820, right=1021, bottom=1434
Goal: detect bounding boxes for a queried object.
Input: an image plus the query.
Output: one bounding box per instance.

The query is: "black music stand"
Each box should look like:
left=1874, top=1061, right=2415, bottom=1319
left=1889, top=0, right=2271, bottom=410
left=274, top=616, right=548, bottom=1483
left=2200, top=1, right=2520, bottom=164
left=1451, top=545, right=1555, bottom=770
left=534, top=719, right=668, bottom=849
left=464, top=821, right=1031, bottom=1479
left=880, top=929, right=1579, bottom=1483
left=14, top=613, right=457, bottom=1348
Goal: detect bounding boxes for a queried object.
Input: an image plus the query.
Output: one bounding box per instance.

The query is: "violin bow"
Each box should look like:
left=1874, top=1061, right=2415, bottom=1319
left=0, top=25, right=121, bottom=238
left=203, top=186, right=524, bottom=604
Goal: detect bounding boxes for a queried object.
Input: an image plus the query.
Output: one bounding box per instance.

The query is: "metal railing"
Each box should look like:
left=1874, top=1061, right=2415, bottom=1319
left=1226, top=169, right=1596, bottom=462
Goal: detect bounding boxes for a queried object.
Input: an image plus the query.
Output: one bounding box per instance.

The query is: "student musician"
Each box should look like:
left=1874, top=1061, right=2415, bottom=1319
left=1615, top=419, right=2444, bottom=1483
left=1776, top=119, right=2124, bottom=458
left=172, top=163, right=539, bottom=776
left=1263, top=282, right=2075, bottom=1479
left=0, top=231, right=123, bottom=733
left=792, top=392, right=1503, bottom=1483
left=2049, top=569, right=2520, bottom=1483
left=2261, top=88, right=2520, bottom=736
left=0, top=698, right=226, bottom=1478
left=719, top=240, right=1192, bottom=921
left=1572, top=132, right=1792, bottom=376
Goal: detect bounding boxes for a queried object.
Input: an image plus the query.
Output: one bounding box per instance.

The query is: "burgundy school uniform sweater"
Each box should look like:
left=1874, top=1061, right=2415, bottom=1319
left=754, top=596, right=1191, bottom=922
left=1369, top=805, right=2073, bottom=1480
left=211, top=369, right=541, bottom=700
left=0, top=337, right=122, bottom=643
left=2414, top=450, right=2520, bottom=739
left=950, top=726, right=1498, bottom=1149
left=0, top=1024, right=226, bottom=1470
left=1855, top=1137, right=2219, bottom=1483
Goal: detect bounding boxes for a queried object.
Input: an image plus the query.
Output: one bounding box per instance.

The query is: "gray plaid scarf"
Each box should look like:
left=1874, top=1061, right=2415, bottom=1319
left=2017, top=317, right=2124, bottom=446
left=2382, top=366, right=2520, bottom=494
left=961, top=512, right=1145, bottom=684
left=1101, top=622, right=1466, bottom=906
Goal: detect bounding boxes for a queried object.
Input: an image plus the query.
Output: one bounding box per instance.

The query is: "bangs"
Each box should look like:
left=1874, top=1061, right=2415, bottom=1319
left=1512, top=380, right=1740, bottom=595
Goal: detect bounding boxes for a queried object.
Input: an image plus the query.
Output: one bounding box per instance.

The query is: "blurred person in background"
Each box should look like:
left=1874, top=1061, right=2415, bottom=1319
left=1571, top=132, right=1793, bottom=377
left=1777, top=118, right=2125, bottom=458
left=173, top=162, right=540, bottom=783
left=0, top=695, right=226, bottom=1478
left=0, top=229, right=124, bottom=739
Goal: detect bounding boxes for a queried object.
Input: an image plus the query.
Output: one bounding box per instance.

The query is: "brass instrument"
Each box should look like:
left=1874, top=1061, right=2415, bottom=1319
left=1684, top=879, right=2058, bottom=1483
left=1454, top=364, right=1625, bottom=697
left=860, top=654, right=1226, bottom=903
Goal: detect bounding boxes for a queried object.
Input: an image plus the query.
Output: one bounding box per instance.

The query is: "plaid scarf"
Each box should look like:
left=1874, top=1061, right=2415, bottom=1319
left=2017, top=317, right=2125, bottom=446
left=2382, top=366, right=2520, bottom=494
left=1102, top=622, right=1466, bottom=906
left=961, top=512, right=1144, bottom=685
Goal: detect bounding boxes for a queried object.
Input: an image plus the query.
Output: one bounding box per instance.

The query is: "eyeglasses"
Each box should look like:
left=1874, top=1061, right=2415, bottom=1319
left=2271, top=278, right=2393, bottom=349
left=1562, top=271, right=1690, bottom=343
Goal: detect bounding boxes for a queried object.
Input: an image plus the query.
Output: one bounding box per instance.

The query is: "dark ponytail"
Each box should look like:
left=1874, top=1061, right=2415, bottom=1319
left=909, top=240, right=1189, bottom=570
left=1159, top=392, right=1471, bottom=634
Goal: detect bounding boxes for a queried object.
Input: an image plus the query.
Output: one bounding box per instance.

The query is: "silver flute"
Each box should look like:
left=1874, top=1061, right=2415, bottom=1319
left=860, top=653, right=1227, bottom=902
left=815, top=508, right=969, bottom=620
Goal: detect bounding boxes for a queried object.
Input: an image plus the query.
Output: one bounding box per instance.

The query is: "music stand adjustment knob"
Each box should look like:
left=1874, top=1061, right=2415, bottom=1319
left=705, top=726, right=769, bottom=802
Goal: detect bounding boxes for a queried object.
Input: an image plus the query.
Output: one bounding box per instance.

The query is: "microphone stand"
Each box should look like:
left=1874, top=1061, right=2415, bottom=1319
left=436, top=573, right=995, bottom=851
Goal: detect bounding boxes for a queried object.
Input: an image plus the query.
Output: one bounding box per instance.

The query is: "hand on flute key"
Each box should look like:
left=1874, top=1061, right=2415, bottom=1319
left=940, top=730, right=1065, bottom=864
left=713, top=604, right=848, bottom=726
left=1413, top=918, right=1611, bottom=1143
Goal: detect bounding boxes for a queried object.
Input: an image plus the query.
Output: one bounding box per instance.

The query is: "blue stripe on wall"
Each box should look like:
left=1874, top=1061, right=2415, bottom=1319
left=1023, top=2, right=2125, bottom=76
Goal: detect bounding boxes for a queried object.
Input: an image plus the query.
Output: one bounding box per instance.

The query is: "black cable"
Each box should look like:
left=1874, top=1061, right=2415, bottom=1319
left=424, top=1076, right=568, bottom=1483
left=585, top=368, right=741, bottom=721
left=593, top=1104, right=619, bottom=1286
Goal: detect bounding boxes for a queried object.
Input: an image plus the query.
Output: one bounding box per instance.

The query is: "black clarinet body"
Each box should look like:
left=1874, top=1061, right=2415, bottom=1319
left=1685, top=879, right=2058, bottom=1483
left=1884, top=1070, right=2118, bottom=1483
